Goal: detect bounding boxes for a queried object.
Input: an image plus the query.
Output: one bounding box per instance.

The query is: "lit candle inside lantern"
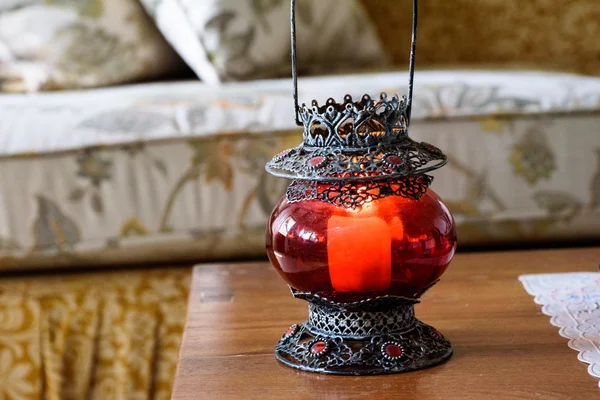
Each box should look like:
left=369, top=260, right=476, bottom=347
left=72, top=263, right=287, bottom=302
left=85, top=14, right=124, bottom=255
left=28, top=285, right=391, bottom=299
left=327, top=207, right=392, bottom=292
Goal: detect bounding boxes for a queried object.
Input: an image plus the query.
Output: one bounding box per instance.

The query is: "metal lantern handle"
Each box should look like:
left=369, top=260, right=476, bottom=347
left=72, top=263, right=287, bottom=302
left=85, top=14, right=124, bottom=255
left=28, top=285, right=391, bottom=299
left=290, top=0, right=419, bottom=127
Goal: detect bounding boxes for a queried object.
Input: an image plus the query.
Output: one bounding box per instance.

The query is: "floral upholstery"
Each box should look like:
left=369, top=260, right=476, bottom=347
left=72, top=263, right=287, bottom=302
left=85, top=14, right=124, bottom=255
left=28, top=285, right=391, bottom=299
left=140, top=0, right=386, bottom=83
left=1, top=70, right=600, bottom=272
left=0, top=0, right=182, bottom=92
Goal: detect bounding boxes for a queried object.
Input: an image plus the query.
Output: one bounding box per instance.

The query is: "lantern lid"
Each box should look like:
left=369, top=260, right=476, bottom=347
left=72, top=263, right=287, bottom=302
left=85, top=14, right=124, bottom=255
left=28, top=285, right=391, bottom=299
left=265, top=93, right=447, bottom=182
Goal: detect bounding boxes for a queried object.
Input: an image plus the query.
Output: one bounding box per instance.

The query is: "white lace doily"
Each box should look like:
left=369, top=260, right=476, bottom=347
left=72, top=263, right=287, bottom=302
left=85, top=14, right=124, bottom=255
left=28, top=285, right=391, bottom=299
left=520, top=273, right=600, bottom=387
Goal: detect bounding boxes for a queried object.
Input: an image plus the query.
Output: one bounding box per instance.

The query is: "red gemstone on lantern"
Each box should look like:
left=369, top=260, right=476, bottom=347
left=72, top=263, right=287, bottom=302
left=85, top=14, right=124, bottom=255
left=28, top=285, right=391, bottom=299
left=275, top=149, right=291, bottom=159
left=307, top=156, right=325, bottom=167
left=386, top=155, right=403, bottom=165
left=283, top=325, right=296, bottom=338
left=266, top=188, right=456, bottom=302
left=310, top=341, right=328, bottom=355
left=384, top=344, right=403, bottom=358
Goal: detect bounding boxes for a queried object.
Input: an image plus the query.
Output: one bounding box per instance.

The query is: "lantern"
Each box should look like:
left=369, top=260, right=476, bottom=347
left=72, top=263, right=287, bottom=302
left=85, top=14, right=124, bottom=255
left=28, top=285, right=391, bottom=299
left=265, top=0, right=457, bottom=375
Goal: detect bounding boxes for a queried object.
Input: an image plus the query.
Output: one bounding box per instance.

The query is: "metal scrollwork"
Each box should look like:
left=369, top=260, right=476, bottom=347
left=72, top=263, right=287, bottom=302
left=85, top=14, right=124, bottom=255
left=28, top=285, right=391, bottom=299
left=266, top=94, right=447, bottom=184
left=275, top=296, right=452, bottom=375
left=286, top=175, right=434, bottom=208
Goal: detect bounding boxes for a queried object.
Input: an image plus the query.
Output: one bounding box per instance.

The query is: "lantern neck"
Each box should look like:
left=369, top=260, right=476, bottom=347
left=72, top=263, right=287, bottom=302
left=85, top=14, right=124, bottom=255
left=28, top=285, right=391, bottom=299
left=307, top=302, right=416, bottom=339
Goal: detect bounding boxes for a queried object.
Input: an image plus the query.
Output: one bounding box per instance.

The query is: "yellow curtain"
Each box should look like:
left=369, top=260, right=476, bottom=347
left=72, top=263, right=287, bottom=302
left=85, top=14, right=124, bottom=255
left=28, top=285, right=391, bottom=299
left=0, top=267, right=191, bottom=400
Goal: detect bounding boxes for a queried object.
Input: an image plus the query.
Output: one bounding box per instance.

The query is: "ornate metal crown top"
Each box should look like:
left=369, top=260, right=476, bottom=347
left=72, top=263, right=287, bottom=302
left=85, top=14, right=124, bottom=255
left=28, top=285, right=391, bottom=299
left=300, top=93, right=408, bottom=149
left=265, top=92, right=447, bottom=183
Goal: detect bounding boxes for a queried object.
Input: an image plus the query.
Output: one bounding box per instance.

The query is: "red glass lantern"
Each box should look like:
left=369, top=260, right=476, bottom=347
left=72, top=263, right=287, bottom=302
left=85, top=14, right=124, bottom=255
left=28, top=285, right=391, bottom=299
left=264, top=0, right=457, bottom=375
left=267, top=189, right=456, bottom=301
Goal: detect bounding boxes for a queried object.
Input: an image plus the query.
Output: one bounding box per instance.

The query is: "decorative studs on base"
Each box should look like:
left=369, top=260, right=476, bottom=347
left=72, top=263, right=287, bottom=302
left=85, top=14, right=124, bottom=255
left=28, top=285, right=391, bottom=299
left=275, top=300, right=452, bottom=375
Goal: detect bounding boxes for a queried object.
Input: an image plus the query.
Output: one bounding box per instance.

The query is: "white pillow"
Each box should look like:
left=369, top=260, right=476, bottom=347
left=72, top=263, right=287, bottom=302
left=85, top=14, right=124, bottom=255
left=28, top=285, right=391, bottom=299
left=141, top=0, right=387, bottom=84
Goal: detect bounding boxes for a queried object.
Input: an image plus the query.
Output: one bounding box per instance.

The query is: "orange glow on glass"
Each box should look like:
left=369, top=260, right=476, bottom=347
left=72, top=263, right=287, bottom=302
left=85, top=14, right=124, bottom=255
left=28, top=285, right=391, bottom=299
left=390, top=216, right=405, bottom=240
left=408, top=233, right=429, bottom=243
left=327, top=214, right=392, bottom=292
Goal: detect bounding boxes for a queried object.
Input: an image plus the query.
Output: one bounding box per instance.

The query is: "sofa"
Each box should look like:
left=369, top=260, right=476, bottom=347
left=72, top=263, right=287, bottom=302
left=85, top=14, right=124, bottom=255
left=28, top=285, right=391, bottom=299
left=1, top=0, right=599, bottom=398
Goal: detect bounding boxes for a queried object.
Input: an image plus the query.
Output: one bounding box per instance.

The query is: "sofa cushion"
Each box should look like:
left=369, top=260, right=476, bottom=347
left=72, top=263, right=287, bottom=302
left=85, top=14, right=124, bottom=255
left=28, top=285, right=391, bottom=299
left=0, top=70, right=599, bottom=271
left=0, top=0, right=183, bottom=93
left=139, top=0, right=386, bottom=84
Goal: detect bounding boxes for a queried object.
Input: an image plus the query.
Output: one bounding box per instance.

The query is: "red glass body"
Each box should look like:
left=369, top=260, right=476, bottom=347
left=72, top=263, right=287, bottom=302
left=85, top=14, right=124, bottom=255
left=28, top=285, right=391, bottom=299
left=266, top=188, right=457, bottom=301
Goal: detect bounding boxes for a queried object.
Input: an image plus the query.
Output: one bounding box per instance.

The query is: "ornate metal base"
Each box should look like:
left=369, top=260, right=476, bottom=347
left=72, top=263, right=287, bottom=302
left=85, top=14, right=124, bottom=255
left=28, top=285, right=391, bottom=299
left=275, top=291, right=452, bottom=375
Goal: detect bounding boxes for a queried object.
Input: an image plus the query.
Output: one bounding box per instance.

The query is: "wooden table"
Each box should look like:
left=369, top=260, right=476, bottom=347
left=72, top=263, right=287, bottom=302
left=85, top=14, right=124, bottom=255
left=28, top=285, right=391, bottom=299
left=173, top=248, right=600, bottom=399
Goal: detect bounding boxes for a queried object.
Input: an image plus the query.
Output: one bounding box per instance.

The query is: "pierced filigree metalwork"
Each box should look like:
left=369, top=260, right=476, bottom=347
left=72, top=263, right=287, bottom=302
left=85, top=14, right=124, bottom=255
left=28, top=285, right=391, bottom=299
left=275, top=296, right=452, bottom=375
left=266, top=96, right=447, bottom=183
left=268, top=138, right=445, bottom=182
left=300, top=94, right=409, bottom=149
left=286, top=175, right=434, bottom=208
left=307, top=302, right=416, bottom=338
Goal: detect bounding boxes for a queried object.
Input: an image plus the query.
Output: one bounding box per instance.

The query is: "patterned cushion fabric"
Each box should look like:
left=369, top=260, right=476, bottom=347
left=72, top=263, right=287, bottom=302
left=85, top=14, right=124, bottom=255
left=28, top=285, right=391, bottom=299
left=0, top=267, right=191, bottom=400
left=361, top=0, right=600, bottom=76
left=139, top=0, right=387, bottom=84
left=0, top=0, right=183, bottom=93
left=1, top=70, right=600, bottom=272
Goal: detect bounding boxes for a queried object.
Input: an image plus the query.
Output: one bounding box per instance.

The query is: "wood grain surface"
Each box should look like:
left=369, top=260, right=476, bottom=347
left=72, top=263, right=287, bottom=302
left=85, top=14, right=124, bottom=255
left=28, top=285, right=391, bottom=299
left=173, top=248, right=600, bottom=399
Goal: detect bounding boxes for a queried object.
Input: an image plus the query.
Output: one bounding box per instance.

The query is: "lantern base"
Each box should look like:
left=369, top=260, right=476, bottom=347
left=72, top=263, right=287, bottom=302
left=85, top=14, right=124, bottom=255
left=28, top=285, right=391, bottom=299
left=275, top=293, right=452, bottom=375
